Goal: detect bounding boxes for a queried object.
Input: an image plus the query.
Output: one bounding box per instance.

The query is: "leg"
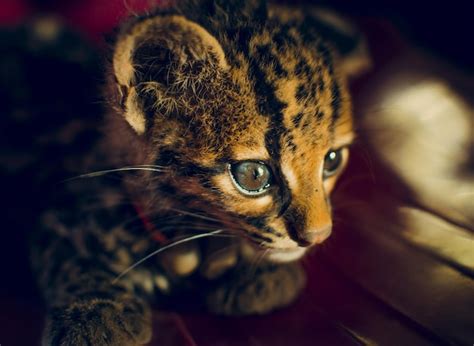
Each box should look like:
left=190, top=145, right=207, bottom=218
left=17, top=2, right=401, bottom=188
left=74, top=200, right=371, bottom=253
left=42, top=271, right=152, bottom=346
left=31, top=187, right=156, bottom=346
left=205, top=260, right=306, bottom=316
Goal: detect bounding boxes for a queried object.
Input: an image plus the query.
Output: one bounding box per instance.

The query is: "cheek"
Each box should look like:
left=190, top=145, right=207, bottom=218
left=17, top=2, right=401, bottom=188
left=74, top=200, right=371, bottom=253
left=323, top=166, right=347, bottom=193
left=324, top=177, right=338, bottom=193
left=211, top=174, right=274, bottom=216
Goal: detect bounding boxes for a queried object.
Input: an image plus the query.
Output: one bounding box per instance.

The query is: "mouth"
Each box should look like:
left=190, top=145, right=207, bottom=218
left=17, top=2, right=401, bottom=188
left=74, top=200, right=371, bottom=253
left=216, top=217, right=310, bottom=263
left=241, top=237, right=308, bottom=263
left=265, top=247, right=308, bottom=263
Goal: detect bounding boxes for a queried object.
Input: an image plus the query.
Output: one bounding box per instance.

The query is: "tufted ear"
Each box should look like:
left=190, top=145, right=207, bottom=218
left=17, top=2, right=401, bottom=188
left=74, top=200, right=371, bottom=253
left=269, top=4, right=371, bottom=80
left=111, top=14, right=229, bottom=134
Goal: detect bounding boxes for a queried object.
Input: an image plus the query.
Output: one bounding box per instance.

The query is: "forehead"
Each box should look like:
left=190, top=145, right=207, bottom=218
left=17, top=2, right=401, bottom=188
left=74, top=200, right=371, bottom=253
left=173, top=20, right=353, bottom=163
left=216, top=24, right=353, bottom=156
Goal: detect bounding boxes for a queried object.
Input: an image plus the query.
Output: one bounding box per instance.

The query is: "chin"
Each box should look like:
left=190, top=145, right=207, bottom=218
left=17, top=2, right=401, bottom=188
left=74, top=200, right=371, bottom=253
left=241, top=238, right=308, bottom=263
left=265, top=247, right=308, bottom=263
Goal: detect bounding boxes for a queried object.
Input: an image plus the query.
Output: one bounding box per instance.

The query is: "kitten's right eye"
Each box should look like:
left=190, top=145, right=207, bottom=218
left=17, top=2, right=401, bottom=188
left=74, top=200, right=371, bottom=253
left=229, top=161, right=271, bottom=196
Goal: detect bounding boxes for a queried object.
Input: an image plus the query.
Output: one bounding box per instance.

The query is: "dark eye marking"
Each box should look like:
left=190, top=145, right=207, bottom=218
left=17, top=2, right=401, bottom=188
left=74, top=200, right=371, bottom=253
left=245, top=216, right=284, bottom=238
left=247, top=232, right=274, bottom=243
left=156, top=149, right=225, bottom=177
left=330, top=80, right=342, bottom=124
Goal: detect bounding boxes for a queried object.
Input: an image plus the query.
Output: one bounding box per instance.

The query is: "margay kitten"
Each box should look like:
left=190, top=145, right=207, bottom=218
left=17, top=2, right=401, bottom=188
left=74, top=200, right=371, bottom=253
left=25, top=0, right=367, bottom=344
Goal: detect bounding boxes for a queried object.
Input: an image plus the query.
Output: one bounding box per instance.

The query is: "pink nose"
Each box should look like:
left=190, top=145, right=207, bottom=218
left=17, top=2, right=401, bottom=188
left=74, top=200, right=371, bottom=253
left=297, top=225, right=332, bottom=246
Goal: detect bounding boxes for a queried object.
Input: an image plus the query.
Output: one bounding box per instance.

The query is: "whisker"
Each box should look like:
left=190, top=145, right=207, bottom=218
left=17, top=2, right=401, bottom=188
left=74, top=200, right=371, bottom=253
left=132, top=164, right=168, bottom=169
left=247, top=248, right=269, bottom=278
left=112, top=230, right=226, bottom=284
left=62, top=166, right=168, bottom=183
left=169, top=208, right=221, bottom=223
left=153, top=225, right=231, bottom=233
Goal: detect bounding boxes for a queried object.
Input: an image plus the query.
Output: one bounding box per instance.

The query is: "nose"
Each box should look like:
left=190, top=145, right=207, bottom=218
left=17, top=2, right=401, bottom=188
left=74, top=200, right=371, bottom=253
left=295, top=225, right=332, bottom=247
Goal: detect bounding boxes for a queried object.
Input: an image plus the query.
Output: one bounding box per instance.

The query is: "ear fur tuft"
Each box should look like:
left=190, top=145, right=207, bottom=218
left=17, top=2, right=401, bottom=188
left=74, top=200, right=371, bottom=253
left=111, top=15, right=228, bottom=134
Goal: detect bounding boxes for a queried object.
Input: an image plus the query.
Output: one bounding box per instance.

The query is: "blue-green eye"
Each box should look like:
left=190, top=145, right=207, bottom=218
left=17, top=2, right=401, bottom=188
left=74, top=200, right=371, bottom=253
left=323, top=149, right=343, bottom=178
left=229, top=161, right=271, bottom=195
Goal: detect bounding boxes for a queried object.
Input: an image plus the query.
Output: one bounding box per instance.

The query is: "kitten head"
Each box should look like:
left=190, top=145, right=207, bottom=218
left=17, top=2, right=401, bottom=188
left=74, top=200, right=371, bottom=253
left=107, top=1, right=366, bottom=262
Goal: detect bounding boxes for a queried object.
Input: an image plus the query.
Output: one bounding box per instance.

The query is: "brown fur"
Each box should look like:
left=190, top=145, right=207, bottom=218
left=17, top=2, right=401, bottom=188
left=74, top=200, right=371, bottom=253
left=31, top=1, right=367, bottom=344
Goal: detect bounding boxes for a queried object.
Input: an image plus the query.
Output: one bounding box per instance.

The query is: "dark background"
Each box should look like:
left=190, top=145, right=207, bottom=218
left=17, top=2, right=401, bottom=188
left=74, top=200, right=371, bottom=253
left=10, top=0, right=473, bottom=71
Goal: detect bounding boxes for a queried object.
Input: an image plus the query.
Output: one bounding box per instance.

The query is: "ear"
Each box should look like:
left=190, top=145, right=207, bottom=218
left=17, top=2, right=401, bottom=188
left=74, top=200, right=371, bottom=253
left=268, top=4, right=371, bottom=80
left=305, top=7, right=371, bottom=79
left=111, top=14, right=229, bottom=134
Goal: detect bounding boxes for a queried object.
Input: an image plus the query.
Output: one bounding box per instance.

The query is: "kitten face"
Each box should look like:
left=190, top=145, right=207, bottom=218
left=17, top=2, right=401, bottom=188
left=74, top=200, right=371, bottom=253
left=111, top=7, right=354, bottom=262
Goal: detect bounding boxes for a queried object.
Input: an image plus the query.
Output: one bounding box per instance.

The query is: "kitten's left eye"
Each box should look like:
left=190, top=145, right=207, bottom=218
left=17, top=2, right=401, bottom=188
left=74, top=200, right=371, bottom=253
left=229, top=161, right=271, bottom=195
left=323, top=149, right=344, bottom=178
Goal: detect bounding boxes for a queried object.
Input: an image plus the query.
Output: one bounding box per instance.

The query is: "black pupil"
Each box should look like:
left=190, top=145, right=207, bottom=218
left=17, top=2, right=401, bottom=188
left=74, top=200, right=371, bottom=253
left=233, top=162, right=270, bottom=192
left=324, top=150, right=342, bottom=176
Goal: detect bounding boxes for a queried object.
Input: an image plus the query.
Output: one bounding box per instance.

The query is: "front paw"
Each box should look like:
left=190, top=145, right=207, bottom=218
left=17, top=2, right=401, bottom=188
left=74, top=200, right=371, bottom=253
left=206, top=262, right=306, bottom=316
left=43, top=298, right=152, bottom=346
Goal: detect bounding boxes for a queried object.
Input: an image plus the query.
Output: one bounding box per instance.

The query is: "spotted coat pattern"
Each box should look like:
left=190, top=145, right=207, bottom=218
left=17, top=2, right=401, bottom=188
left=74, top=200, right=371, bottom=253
left=28, top=1, right=366, bottom=344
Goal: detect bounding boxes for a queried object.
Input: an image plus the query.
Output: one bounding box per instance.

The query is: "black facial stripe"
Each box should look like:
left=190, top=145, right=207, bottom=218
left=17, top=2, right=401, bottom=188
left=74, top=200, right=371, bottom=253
left=245, top=216, right=284, bottom=238
left=180, top=163, right=223, bottom=176
left=283, top=207, right=308, bottom=246
left=248, top=56, right=286, bottom=119
left=314, top=41, right=342, bottom=128
left=286, top=223, right=302, bottom=246
left=239, top=36, right=295, bottom=217
left=245, top=216, right=266, bottom=229
left=276, top=178, right=292, bottom=217
left=267, top=137, right=293, bottom=216
left=267, top=227, right=284, bottom=238
left=265, top=124, right=284, bottom=162
left=155, top=149, right=224, bottom=177
left=248, top=231, right=274, bottom=244
left=330, top=79, right=342, bottom=127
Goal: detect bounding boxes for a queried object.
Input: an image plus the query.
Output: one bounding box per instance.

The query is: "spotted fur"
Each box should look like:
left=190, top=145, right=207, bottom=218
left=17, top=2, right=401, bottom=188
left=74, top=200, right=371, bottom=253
left=28, top=1, right=367, bottom=344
